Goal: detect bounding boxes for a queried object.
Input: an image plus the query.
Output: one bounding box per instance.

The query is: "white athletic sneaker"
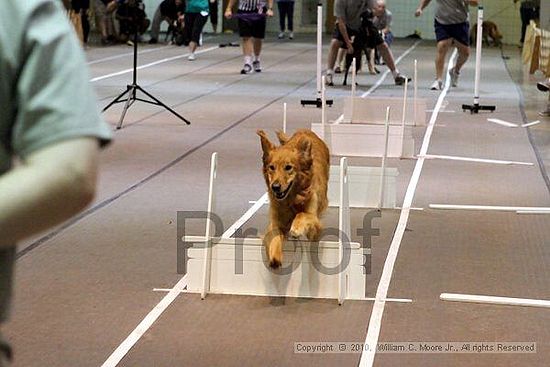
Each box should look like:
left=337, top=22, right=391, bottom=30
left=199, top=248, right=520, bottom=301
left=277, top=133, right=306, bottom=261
left=430, top=79, right=443, bottom=90
left=289, top=32, right=294, bottom=39
left=278, top=32, right=285, bottom=39
left=188, top=53, right=196, bottom=61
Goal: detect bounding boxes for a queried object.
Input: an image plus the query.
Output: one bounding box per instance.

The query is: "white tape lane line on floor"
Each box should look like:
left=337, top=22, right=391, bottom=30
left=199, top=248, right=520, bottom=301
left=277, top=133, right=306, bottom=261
left=90, top=45, right=219, bottom=83
left=100, top=274, right=188, bottom=367
left=419, top=154, right=534, bottom=166
left=87, top=45, right=171, bottom=65
left=100, top=192, right=268, bottom=367
left=334, top=41, right=421, bottom=125
left=359, top=49, right=458, bottom=367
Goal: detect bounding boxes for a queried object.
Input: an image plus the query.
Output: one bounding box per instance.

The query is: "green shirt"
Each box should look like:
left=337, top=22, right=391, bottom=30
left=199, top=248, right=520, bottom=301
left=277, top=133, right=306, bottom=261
left=0, top=0, right=112, bottom=322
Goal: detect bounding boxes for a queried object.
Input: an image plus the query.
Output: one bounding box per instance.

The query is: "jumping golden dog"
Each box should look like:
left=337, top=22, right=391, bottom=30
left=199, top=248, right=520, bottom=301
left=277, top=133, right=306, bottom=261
left=257, top=129, right=330, bottom=268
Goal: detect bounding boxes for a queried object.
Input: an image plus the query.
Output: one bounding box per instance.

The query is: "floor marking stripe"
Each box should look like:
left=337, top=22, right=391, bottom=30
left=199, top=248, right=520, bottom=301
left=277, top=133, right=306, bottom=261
left=420, top=154, right=534, bottom=166
left=441, top=293, right=550, bottom=308
left=90, top=46, right=219, bottom=83
left=359, top=49, right=458, bottom=367
left=100, top=275, right=188, bottom=367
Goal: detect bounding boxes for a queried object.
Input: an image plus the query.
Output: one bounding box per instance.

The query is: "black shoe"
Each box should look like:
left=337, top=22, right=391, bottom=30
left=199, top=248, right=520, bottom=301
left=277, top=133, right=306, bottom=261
left=240, top=63, right=253, bottom=74
left=148, top=38, right=158, bottom=44
left=394, top=74, right=411, bottom=86
left=537, top=81, right=550, bottom=92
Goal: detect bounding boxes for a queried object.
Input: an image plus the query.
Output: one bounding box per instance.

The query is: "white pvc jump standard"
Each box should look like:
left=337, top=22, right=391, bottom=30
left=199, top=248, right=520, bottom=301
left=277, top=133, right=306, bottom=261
left=183, top=153, right=371, bottom=304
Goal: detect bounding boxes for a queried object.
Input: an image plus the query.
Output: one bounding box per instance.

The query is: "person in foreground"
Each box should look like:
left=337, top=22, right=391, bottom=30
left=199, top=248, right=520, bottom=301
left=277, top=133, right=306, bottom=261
left=0, top=1, right=112, bottom=365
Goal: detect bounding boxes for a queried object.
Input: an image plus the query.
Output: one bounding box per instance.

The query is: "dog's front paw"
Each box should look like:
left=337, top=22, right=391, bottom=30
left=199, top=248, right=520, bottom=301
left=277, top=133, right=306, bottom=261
left=289, top=225, right=305, bottom=239
left=269, top=258, right=282, bottom=269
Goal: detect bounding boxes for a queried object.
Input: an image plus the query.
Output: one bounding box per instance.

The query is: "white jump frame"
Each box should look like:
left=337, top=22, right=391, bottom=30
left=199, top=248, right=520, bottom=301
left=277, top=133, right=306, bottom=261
left=183, top=153, right=368, bottom=305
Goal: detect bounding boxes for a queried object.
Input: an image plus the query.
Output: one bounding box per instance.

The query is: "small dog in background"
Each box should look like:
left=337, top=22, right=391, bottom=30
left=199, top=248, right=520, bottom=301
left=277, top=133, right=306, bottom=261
left=470, top=21, right=503, bottom=47
left=257, top=129, right=329, bottom=268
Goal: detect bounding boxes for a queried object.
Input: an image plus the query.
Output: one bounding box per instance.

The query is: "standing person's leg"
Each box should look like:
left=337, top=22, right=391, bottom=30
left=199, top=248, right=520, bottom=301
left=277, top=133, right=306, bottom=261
left=287, top=1, right=294, bottom=39
left=447, top=21, right=470, bottom=87
left=80, top=0, right=90, bottom=45
left=277, top=2, right=287, bottom=38
left=149, top=6, right=163, bottom=43
left=92, top=0, right=109, bottom=44
left=238, top=16, right=255, bottom=73
left=209, top=0, right=218, bottom=33
left=520, top=6, right=530, bottom=44
left=435, top=40, right=451, bottom=79
left=251, top=16, right=267, bottom=72
left=188, top=13, right=209, bottom=60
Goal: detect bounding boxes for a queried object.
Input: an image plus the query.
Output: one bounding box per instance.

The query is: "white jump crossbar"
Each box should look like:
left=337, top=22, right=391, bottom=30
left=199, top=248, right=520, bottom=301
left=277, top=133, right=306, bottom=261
left=441, top=293, right=550, bottom=309
left=184, top=153, right=360, bottom=304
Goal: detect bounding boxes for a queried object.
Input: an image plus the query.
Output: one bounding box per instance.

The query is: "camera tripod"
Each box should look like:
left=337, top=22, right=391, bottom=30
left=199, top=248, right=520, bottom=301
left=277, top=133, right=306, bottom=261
left=102, top=32, right=191, bottom=129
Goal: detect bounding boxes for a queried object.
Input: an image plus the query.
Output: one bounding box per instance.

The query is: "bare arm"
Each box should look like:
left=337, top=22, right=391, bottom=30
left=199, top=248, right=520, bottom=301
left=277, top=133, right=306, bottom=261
left=0, top=138, right=100, bottom=248
left=224, top=0, right=236, bottom=17
left=415, top=0, right=431, bottom=16
left=337, top=16, right=354, bottom=53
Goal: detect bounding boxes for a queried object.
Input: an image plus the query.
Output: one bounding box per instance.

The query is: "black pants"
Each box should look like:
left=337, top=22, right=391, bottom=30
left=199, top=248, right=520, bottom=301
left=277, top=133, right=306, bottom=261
left=520, top=5, right=540, bottom=43
left=277, top=1, right=294, bottom=32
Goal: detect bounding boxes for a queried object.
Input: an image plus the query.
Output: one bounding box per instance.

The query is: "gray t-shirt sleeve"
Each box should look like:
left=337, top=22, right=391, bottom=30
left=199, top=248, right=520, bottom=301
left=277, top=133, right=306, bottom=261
left=11, top=1, right=112, bottom=159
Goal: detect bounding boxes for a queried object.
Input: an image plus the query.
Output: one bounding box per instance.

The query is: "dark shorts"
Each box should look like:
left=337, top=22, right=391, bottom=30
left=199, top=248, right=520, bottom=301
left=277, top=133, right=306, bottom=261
left=237, top=11, right=266, bottom=39
left=184, top=12, right=209, bottom=44
left=434, top=19, right=470, bottom=46
left=332, top=22, right=384, bottom=49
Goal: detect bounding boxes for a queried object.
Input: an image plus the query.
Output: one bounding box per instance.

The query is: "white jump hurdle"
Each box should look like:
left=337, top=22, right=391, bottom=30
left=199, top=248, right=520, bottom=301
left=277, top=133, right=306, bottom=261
left=342, top=96, right=427, bottom=127
left=183, top=154, right=370, bottom=304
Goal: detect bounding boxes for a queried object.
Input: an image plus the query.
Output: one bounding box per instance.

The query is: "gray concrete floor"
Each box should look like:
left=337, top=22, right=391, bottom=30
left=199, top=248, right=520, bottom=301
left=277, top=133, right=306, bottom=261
left=3, top=34, right=550, bottom=367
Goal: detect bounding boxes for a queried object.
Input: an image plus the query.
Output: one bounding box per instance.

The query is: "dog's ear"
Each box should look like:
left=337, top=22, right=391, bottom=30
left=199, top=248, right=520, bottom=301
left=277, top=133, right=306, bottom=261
left=276, top=130, right=289, bottom=145
left=257, top=130, right=274, bottom=162
left=298, top=138, right=312, bottom=160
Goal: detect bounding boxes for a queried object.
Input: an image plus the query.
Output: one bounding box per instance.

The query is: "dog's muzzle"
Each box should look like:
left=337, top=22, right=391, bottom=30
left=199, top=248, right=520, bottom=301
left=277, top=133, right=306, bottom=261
left=271, top=182, right=293, bottom=200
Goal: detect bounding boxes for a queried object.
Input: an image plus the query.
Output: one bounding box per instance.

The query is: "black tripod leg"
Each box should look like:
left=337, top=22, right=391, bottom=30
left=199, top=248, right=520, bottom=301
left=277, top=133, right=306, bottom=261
left=135, top=85, right=191, bottom=125
left=116, top=86, right=136, bottom=129
left=102, top=86, right=131, bottom=112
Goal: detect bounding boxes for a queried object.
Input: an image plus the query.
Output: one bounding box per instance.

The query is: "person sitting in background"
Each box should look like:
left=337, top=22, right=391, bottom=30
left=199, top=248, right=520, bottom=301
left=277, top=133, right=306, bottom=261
left=116, top=0, right=150, bottom=45
left=149, top=0, right=186, bottom=44
left=372, top=0, right=393, bottom=64
left=92, top=0, right=118, bottom=45
left=0, top=1, right=112, bottom=365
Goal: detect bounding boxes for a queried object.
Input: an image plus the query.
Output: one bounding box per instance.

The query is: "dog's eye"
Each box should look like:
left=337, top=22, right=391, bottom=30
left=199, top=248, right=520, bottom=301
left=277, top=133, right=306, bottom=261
left=268, top=165, right=275, bottom=171
left=284, top=165, right=292, bottom=171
